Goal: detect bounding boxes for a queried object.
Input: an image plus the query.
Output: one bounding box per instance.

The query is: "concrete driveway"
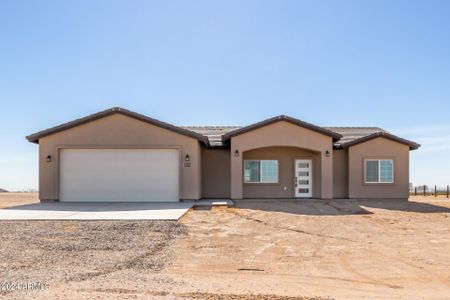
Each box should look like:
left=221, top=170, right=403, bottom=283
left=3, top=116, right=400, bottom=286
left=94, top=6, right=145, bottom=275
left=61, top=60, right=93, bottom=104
left=0, top=202, right=193, bottom=220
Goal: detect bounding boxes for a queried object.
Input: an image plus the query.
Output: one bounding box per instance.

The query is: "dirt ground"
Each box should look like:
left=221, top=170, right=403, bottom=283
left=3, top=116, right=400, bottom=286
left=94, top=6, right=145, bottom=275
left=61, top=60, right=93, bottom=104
left=168, top=197, right=450, bottom=299
left=0, top=192, right=39, bottom=208
left=1, top=193, right=450, bottom=299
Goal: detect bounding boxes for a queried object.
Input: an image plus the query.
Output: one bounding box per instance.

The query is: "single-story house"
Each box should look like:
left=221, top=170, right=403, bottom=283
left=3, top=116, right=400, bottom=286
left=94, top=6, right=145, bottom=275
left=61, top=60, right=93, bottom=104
left=26, top=107, right=420, bottom=202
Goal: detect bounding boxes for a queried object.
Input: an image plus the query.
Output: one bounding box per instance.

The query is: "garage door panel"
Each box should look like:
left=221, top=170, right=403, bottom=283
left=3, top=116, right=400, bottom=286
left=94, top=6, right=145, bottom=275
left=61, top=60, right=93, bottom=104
left=60, top=149, right=179, bottom=202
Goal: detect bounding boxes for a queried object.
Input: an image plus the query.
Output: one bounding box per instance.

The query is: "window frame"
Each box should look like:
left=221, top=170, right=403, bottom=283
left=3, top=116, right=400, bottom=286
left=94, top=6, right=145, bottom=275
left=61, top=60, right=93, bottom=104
left=364, top=158, right=394, bottom=184
left=243, top=159, right=279, bottom=184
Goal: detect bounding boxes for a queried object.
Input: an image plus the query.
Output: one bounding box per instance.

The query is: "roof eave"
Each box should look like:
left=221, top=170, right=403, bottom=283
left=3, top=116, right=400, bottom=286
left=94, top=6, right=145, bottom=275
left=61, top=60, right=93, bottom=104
left=26, top=107, right=210, bottom=146
left=340, top=132, right=420, bottom=150
left=222, top=115, right=343, bottom=141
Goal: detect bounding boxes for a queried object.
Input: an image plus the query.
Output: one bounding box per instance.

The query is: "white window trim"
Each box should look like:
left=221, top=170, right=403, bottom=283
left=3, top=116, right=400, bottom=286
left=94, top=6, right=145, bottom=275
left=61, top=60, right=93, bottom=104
left=364, top=159, right=394, bottom=184
left=244, top=159, right=279, bottom=183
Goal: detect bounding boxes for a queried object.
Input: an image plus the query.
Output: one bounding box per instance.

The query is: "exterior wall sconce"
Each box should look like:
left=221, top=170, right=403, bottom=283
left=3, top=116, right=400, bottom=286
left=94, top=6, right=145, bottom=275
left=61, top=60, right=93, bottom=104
left=234, top=150, right=239, bottom=157
left=325, top=150, right=331, bottom=157
left=184, top=154, right=191, bottom=167
left=46, top=155, right=52, bottom=162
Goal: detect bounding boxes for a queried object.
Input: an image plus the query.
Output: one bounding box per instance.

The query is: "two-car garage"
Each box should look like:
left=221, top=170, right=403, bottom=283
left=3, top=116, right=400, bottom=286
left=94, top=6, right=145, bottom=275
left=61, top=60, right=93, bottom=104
left=27, top=108, right=205, bottom=202
left=59, top=149, right=180, bottom=202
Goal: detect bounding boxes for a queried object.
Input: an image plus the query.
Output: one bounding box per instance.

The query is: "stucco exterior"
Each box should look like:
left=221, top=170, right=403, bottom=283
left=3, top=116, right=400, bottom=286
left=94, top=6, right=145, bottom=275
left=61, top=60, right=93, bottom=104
left=28, top=108, right=419, bottom=202
left=201, top=147, right=230, bottom=198
left=243, top=146, right=321, bottom=198
left=38, top=114, right=202, bottom=201
left=348, top=137, right=410, bottom=199
left=230, top=121, right=334, bottom=200
left=333, top=149, right=348, bottom=198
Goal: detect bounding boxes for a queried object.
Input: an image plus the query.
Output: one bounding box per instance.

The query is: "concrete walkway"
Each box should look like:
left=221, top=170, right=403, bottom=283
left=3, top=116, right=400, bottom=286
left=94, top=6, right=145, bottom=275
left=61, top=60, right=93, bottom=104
left=0, top=202, right=193, bottom=220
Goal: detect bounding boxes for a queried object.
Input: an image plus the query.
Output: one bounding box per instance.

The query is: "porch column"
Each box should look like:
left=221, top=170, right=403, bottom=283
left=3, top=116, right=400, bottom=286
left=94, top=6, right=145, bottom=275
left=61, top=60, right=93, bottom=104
left=230, top=144, right=243, bottom=199
left=321, top=150, right=333, bottom=199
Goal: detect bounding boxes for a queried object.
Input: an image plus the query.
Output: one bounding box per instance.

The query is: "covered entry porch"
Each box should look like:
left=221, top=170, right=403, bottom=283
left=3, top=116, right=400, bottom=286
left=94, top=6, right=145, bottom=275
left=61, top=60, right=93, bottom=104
left=242, top=146, right=322, bottom=199
left=228, top=119, right=336, bottom=200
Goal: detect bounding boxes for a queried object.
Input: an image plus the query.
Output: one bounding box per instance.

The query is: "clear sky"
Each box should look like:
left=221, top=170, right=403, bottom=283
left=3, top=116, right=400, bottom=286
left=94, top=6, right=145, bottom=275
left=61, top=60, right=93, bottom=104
left=1, top=0, right=449, bottom=191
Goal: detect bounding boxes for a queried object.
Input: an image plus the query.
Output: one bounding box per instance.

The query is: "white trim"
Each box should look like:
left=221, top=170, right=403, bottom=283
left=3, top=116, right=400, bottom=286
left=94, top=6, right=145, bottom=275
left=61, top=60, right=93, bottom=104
left=364, top=159, right=394, bottom=184
left=243, top=159, right=279, bottom=183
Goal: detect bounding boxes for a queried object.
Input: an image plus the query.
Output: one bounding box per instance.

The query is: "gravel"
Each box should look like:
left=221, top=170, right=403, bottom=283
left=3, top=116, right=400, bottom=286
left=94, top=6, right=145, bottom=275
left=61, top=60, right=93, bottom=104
left=179, top=292, right=332, bottom=300
left=0, top=220, right=186, bottom=289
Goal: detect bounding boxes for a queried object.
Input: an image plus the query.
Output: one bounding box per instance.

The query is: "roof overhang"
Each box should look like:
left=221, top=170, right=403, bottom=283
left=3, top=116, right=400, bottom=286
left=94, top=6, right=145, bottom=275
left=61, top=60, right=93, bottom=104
left=338, top=132, right=420, bottom=150
left=222, top=115, right=343, bottom=142
left=26, top=107, right=210, bottom=146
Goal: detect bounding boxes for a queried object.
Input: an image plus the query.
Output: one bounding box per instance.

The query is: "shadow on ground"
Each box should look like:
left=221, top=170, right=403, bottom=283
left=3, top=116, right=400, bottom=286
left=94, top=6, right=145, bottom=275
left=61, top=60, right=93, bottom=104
left=360, top=200, right=450, bottom=213
left=3, top=199, right=450, bottom=217
left=234, top=199, right=450, bottom=216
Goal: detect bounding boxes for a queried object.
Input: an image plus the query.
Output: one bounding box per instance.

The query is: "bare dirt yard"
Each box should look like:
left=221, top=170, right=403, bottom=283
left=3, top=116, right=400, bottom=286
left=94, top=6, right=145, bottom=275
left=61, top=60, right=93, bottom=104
left=1, top=193, right=450, bottom=299
left=0, top=192, right=39, bottom=208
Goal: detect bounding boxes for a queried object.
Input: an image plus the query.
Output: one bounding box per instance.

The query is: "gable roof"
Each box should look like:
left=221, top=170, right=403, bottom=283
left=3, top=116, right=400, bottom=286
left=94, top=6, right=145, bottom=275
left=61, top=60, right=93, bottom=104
left=221, top=115, right=343, bottom=141
left=337, top=131, right=420, bottom=150
left=26, top=108, right=419, bottom=151
left=186, top=125, right=420, bottom=150
left=323, top=126, right=387, bottom=147
left=26, top=107, right=209, bottom=145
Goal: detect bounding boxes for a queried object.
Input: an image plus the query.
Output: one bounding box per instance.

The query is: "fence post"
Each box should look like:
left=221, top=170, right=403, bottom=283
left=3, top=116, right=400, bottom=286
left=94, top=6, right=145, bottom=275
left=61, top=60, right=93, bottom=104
left=415, top=187, right=417, bottom=196
left=424, top=185, right=426, bottom=196
left=435, top=185, right=437, bottom=197
left=447, top=185, right=449, bottom=199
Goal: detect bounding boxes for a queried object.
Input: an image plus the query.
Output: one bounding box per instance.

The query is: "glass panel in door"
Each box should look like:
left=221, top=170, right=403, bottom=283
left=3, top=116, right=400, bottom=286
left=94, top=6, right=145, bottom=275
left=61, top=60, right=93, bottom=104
left=295, top=159, right=312, bottom=197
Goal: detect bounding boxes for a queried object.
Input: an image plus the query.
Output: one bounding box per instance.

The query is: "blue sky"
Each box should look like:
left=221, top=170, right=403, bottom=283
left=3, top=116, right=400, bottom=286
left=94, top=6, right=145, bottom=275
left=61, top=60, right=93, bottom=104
left=1, top=0, right=449, bottom=191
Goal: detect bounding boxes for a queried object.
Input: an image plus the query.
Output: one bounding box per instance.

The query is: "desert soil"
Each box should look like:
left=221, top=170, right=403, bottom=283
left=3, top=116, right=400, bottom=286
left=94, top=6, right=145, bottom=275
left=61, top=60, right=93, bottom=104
left=1, top=193, right=450, bottom=299
left=0, top=192, right=39, bottom=208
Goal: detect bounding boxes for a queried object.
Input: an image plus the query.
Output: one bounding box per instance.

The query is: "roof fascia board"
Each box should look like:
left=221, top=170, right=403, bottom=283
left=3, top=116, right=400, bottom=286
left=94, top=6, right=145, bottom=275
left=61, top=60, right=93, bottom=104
left=340, top=132, right=420, bottom=150
left=26, top=107, right=209, bottom=146
left=222, top=115, right=342, bottom=141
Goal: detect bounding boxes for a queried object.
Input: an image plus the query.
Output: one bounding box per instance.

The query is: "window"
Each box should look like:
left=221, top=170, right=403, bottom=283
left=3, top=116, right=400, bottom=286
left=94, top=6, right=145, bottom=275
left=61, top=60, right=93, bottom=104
left=365, top=159, right=394, bottom=183
left=244, top=160, right=278, bottom=183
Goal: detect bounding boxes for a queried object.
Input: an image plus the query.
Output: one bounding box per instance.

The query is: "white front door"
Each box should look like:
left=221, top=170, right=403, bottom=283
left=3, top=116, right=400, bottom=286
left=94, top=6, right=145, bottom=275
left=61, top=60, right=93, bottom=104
left=294, top=159, right=312, bottom=197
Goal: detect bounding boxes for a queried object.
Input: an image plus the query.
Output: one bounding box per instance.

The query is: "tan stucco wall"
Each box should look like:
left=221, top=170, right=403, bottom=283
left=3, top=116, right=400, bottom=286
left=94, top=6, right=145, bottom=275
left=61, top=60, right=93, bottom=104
left=333, top=149, right=348, bottom=198
left=38, top=114, right=202, bottom=201
left=201, top=147, right=230, bottom=198
left=243, top=146, right=321, bottom=198
left=348, top=137, right=410, bottom=199
left=230, top=121, right=334, bottom=199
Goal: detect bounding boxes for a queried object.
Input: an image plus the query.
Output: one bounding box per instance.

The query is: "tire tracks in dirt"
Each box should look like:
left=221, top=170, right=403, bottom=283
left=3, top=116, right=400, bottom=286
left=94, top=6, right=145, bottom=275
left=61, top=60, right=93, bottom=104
left=67, top=240, right=170, bottom=282
left=228, top=209, right=358, bottom=243
left=338, top=251, right=403, bottom=289
left=230, top=207, right=450, bottom=290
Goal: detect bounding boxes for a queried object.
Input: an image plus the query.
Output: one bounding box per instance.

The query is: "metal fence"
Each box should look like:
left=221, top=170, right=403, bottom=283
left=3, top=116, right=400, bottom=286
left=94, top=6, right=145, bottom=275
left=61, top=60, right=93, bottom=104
left=410, top=185, right=450, bottom=197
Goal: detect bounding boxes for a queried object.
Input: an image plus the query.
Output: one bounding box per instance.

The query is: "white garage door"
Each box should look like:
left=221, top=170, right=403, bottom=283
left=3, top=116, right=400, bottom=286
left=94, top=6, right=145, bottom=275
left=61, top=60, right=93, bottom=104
left=60, top=149, right=179, bottom=202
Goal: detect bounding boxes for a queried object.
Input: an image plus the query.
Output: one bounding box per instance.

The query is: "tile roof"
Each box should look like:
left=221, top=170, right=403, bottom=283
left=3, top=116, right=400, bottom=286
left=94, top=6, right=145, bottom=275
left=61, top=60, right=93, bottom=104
left=323, top=127, right=386, bottom=146
left=181, top=126, right=241, bottom=147
left=184, top=125, right=419, bottom=150
left=183, top=126, right=385, bottom=147
left=27, top=107, right=419, bottom=150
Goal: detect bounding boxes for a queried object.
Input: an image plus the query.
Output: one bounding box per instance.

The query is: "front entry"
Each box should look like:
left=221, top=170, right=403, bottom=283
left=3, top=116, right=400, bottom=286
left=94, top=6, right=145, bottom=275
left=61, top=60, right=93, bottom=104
left=294, top=159, right=312, bottom=197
